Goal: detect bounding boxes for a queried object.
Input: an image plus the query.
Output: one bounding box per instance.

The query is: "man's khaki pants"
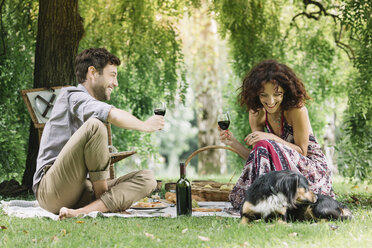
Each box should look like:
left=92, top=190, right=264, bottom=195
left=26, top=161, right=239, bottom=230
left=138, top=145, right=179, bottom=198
left=36, top=118, right=157, bottom=214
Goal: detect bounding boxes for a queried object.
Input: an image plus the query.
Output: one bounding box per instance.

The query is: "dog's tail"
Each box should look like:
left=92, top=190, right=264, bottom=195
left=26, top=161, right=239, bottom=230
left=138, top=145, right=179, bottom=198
left=339, top=207, right=353, bottom=221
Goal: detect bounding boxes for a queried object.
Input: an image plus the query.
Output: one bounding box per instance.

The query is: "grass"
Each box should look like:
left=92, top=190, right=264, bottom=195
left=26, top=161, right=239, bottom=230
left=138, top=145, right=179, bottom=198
left=0, top=176, right=371, bottom=248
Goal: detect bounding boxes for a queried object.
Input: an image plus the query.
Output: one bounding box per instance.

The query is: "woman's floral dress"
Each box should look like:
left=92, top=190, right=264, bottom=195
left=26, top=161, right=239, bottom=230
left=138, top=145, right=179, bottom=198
left=229, top=112, right=335, bottom=209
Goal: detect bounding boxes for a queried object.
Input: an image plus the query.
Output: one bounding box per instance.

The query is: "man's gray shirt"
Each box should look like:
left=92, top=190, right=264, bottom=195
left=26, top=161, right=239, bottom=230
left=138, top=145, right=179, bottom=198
left=33, top=84, right=113, bottom=194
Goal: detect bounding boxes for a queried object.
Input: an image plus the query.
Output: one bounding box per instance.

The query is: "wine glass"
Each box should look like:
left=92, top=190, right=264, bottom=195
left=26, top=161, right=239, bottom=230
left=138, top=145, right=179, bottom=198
left=217, top=112, right=230, bottom=130
left=153, top=102, right=166, bottom=116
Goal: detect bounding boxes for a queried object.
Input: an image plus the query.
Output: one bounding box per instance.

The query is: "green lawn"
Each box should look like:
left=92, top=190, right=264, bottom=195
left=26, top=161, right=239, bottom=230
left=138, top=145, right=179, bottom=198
left=0, top=176, right=371, bottom=248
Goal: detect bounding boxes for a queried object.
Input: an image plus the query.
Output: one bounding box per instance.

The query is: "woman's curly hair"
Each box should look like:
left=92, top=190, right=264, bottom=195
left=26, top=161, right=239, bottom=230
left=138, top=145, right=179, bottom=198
left=238, top=59, right=310, bottom=112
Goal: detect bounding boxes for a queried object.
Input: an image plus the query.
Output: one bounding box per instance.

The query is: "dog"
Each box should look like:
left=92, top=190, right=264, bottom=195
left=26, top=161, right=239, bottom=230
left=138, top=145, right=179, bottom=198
left=287, top=194, right=353, bottom=222
left=240, top=170, right=317, bottom=224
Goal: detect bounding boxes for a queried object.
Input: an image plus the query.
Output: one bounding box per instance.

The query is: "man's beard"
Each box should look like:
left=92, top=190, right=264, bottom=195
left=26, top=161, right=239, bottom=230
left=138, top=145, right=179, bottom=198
left=92, top=84, right=109, bottom=101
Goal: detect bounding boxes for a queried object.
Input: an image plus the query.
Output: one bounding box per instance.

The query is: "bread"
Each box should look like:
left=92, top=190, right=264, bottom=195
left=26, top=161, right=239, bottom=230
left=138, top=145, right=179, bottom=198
left=132, top=201, right=165, bottom=208
left=165, top=192, right=206, bottom=203
left=165, top=192, right=177, bottom=203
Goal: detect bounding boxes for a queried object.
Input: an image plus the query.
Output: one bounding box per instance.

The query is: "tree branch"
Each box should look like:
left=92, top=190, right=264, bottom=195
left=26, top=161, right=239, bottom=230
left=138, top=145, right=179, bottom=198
left=0, top=0, right=6, bottom=56
left=290, top=0, right=355, bottom=60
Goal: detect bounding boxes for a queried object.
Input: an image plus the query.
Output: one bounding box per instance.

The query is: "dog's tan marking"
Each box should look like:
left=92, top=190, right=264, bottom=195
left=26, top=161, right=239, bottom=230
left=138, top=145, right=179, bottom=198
left=241, top=216, right=249, bottom=224
left=241, top=201, right=255, bottom=224
left=341, top=208, right=353, bottom=219
left=296, top=188, right=317, bottom=204
left=276, top=207, right=287, bottom=216
left=304, top=206, right=317, bottom=220
left=276, top=219, right=287, bottom=224
left=242, top=201, right=254, bottom=215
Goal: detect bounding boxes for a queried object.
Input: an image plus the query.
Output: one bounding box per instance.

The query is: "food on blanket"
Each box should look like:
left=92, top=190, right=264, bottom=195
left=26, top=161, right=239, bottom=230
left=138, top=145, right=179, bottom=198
left=219, top=184, right=234, bottom=191
left=138, top=197, right=149, bottom=203
left=192, top=208, right=222, bottom=212
left=192, top=199, right=199, bottom=208
left=151, top=193, right=160, bottom=201
left=166, top=192, right=206, bottom=203
left=131, top=201, right=166, bottom=208
left=165, top=192, right=177, bottom=203
left=192, top=194, right=206, bottom=202
left=203, top=184, right=213, bottom=189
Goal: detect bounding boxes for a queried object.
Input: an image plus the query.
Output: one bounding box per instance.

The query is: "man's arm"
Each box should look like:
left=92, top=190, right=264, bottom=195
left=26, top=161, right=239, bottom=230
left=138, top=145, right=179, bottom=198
left=107, top=107, right=164, bottom=132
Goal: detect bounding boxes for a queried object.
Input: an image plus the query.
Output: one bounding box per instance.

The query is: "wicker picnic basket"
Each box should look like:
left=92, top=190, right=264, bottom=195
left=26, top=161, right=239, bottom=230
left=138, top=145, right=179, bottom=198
left=184, top=145, right=239, bottom=201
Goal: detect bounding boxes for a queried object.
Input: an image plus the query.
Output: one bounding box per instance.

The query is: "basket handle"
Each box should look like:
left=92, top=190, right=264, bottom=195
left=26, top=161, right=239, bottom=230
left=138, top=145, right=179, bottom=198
left=184, top=145, right=239, bottom=167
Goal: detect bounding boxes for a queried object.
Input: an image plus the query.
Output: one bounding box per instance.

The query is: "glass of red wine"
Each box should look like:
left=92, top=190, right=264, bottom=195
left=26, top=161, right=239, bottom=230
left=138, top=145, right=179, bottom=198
left=153, top=102, right=166, bottom=116
left=153, top=102, right=166, bottom=132
left=217, top=112, right=230, bottom=130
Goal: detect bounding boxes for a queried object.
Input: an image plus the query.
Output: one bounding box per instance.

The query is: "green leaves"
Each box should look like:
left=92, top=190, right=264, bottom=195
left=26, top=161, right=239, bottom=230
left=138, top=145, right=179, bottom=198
left=337, top=0, right=372, bottom=181
left=0, top=0, right=37, bottom=181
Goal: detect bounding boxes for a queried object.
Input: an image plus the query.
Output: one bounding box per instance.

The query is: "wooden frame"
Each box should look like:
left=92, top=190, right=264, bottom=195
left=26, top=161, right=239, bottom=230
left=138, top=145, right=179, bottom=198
left=21, top=86, right=70, bottom=141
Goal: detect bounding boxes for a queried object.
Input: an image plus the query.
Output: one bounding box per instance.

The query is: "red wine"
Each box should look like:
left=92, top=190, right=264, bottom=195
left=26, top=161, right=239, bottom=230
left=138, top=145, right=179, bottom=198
left=218, top=120, right=230, bottom=130
left=176, top=163, right=192, bottom=216
left=154, top=108, right=166, bottom=116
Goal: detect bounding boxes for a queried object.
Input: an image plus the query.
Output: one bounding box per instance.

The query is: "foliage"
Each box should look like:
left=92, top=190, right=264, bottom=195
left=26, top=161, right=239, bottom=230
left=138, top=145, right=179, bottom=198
left=283, top=3, right=350, bottom=140
left=0, top=0, right=37, bottom=181
left=212, top=0, right=284, bottom=168
left=78, top=0, right=200, bottom=161
left=337, top=0, right=372, bottom=181
left=212, top=0, right=350, bottom=171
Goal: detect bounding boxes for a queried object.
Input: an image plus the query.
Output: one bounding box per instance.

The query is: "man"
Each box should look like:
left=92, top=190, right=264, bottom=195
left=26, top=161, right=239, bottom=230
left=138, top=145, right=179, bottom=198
left=33, top=48, right=163, bottom=219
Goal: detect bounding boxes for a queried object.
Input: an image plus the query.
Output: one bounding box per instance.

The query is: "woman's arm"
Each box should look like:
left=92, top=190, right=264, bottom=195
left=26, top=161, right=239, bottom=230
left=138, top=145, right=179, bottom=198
left=249, top=109, right=265, bottom=132
left=219, top=129, right=251, bottom=160
left=245, top=107, right=310, bottom=156
left=107, top=107, right=164, bottom=132
left=218, top=109, right=265, bottom=160
left=288, top=107, right=310, bottom=156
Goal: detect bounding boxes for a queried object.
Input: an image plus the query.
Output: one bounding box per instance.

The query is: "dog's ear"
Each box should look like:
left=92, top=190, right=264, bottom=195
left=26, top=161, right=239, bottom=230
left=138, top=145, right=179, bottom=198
left=275, top=172, right=298, bottom=207
left=281, top=173, right=299, bottom=208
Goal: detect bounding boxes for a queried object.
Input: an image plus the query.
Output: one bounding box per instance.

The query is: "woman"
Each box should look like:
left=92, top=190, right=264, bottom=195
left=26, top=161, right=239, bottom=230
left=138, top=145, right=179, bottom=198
left=220, top=59, right=334, bottom=210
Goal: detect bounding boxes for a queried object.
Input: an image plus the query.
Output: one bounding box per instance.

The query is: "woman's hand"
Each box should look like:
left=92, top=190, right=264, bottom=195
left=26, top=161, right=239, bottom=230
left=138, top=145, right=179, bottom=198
left=218, top=127, right=238, bottom=146
left=244, top=131, right=275, bottom=146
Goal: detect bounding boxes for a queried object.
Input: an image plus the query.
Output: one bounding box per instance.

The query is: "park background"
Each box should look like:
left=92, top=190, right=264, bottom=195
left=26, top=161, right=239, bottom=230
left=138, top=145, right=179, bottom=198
left=0, top=0, right=371, bottom=192
left=0, top=1, right=371, bottom=247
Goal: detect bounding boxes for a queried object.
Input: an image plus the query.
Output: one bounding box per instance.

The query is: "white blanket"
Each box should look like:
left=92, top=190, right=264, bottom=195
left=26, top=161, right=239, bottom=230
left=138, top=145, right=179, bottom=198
left=0, top=200, right=239, bottom=220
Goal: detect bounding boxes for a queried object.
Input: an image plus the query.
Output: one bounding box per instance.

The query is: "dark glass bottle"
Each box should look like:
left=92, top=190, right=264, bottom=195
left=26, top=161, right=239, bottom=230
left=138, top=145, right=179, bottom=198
left=176, top=163, right=192, bottom=216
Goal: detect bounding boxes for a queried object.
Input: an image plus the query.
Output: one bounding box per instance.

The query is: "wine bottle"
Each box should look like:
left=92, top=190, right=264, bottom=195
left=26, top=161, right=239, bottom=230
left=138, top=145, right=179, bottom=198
left=176, top=163, right=192, bottom=216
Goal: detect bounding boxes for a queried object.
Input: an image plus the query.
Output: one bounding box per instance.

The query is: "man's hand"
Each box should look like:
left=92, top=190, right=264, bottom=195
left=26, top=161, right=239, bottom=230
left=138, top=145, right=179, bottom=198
left=144, top=115, right=164, bottom=132
left=108, top=107, right=164, bottom=132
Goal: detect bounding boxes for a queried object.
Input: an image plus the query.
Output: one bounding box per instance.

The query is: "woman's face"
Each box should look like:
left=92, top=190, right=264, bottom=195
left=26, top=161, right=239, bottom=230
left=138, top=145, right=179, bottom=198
left=258, top=82, right=284, bottom=114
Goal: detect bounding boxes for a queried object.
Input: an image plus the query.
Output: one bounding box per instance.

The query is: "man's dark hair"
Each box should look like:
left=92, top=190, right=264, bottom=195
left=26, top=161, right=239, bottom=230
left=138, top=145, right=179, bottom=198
left=75, top=48, right=121, bottom=84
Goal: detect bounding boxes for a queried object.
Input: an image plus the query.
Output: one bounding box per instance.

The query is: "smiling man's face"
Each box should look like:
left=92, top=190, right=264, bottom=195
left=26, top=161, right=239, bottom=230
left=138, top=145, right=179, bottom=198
left=91, top=64, right=118, bottom=101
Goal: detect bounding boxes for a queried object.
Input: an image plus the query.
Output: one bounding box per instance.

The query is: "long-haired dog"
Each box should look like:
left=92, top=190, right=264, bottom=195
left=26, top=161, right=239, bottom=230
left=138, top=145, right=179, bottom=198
left=287, top=194, right=353, bottom=222
left=240, top=170, right=317, bottom=224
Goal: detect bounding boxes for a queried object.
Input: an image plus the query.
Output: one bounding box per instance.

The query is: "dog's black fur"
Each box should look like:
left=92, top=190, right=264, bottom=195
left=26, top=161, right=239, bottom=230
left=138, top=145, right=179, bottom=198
left=287, top=194, right=353, bottom=222
left=240, top=170, right=317, bottom=223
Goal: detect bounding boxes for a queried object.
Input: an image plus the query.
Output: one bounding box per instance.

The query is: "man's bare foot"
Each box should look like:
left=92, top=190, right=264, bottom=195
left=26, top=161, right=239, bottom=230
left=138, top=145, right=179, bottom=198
left=59, top=207, right=80, bottom=220
left=58, top=199, right=108, bottom=220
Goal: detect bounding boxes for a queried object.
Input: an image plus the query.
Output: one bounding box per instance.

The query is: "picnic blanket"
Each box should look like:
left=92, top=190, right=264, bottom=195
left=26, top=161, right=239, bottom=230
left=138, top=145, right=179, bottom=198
left=0, top=200, right=239, bottom=220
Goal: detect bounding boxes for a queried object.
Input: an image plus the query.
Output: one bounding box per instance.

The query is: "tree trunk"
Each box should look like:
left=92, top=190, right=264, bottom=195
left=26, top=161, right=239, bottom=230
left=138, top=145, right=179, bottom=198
left=22, top=0, right=84, bottom=190
left=180, top=2, right=229, bottom=174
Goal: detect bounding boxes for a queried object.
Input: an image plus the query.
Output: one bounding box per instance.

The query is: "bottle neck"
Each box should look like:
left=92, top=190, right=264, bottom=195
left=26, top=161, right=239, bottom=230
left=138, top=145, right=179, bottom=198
left=180, top=163, right=186, bottom=179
